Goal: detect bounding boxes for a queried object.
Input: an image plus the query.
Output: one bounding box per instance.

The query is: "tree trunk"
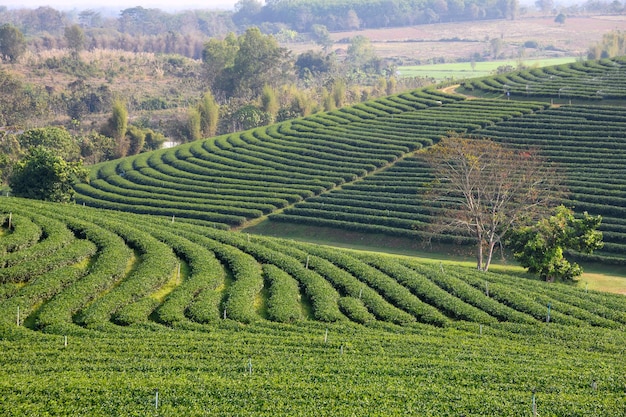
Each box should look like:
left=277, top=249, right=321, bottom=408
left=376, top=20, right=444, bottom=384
left=483, top=240, right=496, bottom=272
left=475, top=225, right=486, bottom=270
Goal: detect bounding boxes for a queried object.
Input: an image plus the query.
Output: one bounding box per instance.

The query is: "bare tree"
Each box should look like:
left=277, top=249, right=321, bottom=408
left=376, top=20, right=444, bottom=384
left=421, top=133, right=563, bottom=272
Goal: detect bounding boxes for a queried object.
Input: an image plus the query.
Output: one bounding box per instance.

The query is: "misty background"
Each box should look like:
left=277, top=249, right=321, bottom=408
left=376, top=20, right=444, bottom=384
left=2, top=1, right=239, bottom=12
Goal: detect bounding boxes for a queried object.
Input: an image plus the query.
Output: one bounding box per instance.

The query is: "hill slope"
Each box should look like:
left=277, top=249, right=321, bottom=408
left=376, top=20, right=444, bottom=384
left=1, top=198, right=626, bottom=415
left=74, top=57, right=626, bottom=262
left=7, top=197, right=626, bottom=330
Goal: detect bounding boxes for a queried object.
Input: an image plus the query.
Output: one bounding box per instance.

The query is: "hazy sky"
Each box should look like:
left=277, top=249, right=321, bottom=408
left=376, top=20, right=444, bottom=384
left=2, top=0, right=242, bottom=11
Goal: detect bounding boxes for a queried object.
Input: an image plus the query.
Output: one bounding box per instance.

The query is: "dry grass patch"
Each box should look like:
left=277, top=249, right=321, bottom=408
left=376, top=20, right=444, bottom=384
left=294, top=16, right=626, bottom=64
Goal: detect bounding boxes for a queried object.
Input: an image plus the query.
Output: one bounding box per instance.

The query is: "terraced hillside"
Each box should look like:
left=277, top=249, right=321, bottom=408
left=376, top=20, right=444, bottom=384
left=8, top=197, right=626, bottom=329
left=277, top=104, right=626, bottom=261
left=74, top=57, right=626, bottom=262
left=462, top=57, right=626, bottom=100
left=1, top=198, right=625, bottom=415
left=75, top=88, right=466, bottom=228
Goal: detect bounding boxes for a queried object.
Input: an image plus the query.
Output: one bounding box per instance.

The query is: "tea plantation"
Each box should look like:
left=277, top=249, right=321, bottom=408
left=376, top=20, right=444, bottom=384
left=2, top=57, right=626, bottom=415
left=74, top=57, right=626, bottom=263
left=1, top=198, right=625, bottom=415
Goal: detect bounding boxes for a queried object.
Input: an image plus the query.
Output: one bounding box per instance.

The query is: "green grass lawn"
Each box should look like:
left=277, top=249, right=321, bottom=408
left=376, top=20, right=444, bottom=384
left=577, top=265, right=626, bottom=295
left=399, top=57, right=578, bottom=81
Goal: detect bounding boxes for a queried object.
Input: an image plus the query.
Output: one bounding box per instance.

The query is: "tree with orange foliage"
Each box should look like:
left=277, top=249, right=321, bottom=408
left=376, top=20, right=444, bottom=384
left=422, top=133, right=563, bottom=271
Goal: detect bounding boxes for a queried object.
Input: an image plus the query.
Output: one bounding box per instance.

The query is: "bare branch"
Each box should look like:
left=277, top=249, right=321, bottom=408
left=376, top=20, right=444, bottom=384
left=419, top=132, right=564, bottom=271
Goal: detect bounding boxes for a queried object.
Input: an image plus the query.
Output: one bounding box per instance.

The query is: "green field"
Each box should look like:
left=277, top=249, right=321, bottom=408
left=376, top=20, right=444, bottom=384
left=399, top=57, right=578, bottom=81
left=1, top=198, right=626, bottom=415
left=246, top=220, right=626, bottom=294
left=2, top=318, right=625, bottom=416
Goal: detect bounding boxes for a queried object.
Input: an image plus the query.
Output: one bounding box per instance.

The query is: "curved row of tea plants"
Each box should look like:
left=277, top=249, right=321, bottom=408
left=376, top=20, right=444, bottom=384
left=462, top=57, right=626, bottom=100
left=1, top=198, right=626, bottom=416
left=275, top=102, right=626, bottom=262
left=68, top=58, right=626, bottom=263
left=74, top=89, right=542, bottom=229
left=2, top=197, right=624, bottom=332
left=74, top=89, right=464, bottom=227
left=475, top=104, right=626, bottom=259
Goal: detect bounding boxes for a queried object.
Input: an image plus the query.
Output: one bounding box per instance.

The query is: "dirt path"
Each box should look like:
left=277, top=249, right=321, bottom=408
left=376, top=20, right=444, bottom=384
left=440, top=84, right=479, bottom=100
left=440, top=84, right=461, bottom=95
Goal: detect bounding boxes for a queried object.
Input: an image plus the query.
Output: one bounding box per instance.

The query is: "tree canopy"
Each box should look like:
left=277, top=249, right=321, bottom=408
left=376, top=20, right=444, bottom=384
left=198, top=91, right=220, bottom=138
left=17, top=127, right=80, bottom=161
left=0, top=24, right=25, bottom=62
left=101, top=100, right=129, bottom=158
left=64, top=24, right=85, bottom=55
left=422, top=133, right=563, bottom=272
left=202, top=28, right=292, bottom=99
left=9, top=146, right=88, bottom=202
left=507, top=205, right=603, bottom=281
left=232, top=27, right=292, bottom=97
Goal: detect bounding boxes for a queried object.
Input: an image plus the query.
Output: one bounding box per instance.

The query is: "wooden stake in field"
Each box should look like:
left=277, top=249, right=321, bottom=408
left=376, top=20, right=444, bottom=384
left=485, top=281, right=489, bottom=297
left=546, top=303, right=552, bottom=323
left=305, top=255, right=310, bottom=269
left=155, top=389, right=159, bottom=409
left=532, top=391, right=537, bottom=417
left=64, top=336, right=68, bottom=347
left=8, top=212, right=12, bottom=230
left=248, top=358, right=252, bottom=375
left=324, top=328, right=328, bottom=344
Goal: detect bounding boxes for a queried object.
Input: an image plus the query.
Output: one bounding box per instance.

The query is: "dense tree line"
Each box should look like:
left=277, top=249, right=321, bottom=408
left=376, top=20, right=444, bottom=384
left=0, top=6, right=234, bottom=59
left=0, top=6, right=235, bottom=38
left=2, top=1, right=624, bottom=59
left=246, top=0, right=520, bottom=31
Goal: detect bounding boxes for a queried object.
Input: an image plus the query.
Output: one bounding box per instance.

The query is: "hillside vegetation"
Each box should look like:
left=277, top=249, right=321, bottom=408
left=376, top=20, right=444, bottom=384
left=1, top=197, right=625, bottom=414
left=74, top=57, right=626, bottom=263
left=2, top=5, right=626, bottom=414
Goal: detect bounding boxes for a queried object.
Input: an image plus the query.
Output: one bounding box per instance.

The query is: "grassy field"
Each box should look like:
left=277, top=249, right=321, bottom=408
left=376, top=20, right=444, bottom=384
left=318, top=15, right=626, bottom=65
left=398, top=57, right=578, bottom=81
left=578, top=267, right=626, bottom=295
left=245, top=220, right=472, bottom=260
